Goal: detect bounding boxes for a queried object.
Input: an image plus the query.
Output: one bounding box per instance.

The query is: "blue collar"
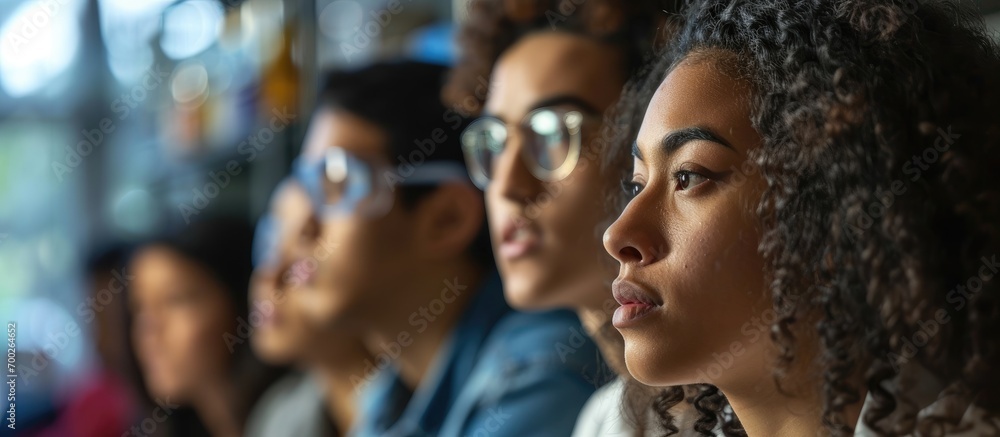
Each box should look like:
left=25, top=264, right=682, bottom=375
left=356, top=269, right=510, bottom=436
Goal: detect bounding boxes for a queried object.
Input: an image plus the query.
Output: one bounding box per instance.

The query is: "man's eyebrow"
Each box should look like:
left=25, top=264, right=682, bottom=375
left=633, top=126, right=736, bottom=161
left=527, top=95, right=602, bottom=115
left=483, top=95, right=602, bottom=123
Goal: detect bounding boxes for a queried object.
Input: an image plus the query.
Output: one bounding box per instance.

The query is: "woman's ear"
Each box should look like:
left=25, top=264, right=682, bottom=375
left=409, top=182, right=486, bottom=261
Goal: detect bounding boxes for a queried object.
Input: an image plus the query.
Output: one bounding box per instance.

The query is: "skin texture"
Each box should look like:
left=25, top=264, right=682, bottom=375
left=248, top=180, right=324, bottom=364
left=609, top=0, right=1000, bottom=433
left=605, top=55, right=768, bottom=389
left=298, top=108, right=486, bottom=387
left=249, top=179, right=371, bottom=433
left=293, top=109, right=422, bottom=332
left=484, top=31, right=624, bottom=313
left=604, top=56, right=831, bottom=436
left=129, top=245, right=236, bottom=404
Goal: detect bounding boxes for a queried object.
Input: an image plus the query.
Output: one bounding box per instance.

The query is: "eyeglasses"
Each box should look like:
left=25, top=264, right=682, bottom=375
left=293, top=146, right=470, bottom=220
left=460, top=107, right=595, bottom=190
left=252, top=213, right=279, bottom=269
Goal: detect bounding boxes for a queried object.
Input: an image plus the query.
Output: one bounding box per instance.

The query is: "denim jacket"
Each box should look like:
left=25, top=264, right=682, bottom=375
left=349, top=270, right=613, bottom=437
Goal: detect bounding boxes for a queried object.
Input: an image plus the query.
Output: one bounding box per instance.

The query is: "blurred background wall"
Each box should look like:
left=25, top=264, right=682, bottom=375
left=0, top=0, right=997, bottom=430
left=0, top=0, right=459, bottom=429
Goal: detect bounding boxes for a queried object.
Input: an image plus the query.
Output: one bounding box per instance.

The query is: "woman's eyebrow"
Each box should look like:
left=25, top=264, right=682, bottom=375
left=632, top=126, right=736, bottom=162
left=661, top=127, right=735, bottom=154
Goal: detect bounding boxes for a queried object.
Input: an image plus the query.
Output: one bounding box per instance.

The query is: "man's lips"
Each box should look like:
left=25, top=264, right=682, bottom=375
left=612, top=279, right=662, bottom=328
left=499, top=217, right=541, bottom=260
left=287, top=258, right=316, bottom=287
left=252, top=297, right=280, bottom=326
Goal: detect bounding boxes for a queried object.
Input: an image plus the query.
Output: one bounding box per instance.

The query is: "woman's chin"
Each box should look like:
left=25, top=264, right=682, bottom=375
left=622, top=341, right=690, bottom=388
left=149, top=381, right=187, bottom=405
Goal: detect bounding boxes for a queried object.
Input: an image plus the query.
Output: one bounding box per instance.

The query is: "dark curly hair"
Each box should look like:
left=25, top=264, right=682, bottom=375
left=607, top=0, right=1000, bottom=435
left=443, top=0, right=682, bottom=116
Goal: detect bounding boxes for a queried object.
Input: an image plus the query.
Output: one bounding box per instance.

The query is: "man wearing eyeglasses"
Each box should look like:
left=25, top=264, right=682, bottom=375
left=283, top=61, right=608, bottom=437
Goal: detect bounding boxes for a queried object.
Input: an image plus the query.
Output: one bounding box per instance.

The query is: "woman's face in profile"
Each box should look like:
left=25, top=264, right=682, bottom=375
left=129, top=246, right=236, bottom=402
left=604, top=54, right=773, bottom=388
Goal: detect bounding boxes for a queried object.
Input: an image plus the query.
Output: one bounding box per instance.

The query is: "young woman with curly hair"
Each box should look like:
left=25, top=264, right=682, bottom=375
left=603, top=0, right=1000, bottom=435
left=445, top=0, right=687, bottom=435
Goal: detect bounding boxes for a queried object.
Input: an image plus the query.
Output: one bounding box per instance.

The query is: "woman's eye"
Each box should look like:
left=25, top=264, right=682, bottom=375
left=621, top=178, right=643, bottom=198
left=675, top=171, right=709, bottom=191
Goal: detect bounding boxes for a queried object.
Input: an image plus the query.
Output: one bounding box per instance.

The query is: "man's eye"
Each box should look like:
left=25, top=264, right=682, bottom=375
left=675, top=171, right=709, bottom=191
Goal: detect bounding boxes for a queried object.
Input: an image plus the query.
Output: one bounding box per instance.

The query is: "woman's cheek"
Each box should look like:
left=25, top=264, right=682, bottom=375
left=175, top=308, right=226, bottom=376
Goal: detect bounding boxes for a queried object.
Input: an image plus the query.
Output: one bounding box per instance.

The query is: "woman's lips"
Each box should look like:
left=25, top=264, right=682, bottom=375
left=499, top=218, right=541, bottom=260
left=612, top=279, right=662, bottom=328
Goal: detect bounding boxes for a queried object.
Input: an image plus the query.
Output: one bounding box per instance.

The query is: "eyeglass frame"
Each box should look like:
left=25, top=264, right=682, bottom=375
left=459, top=106, right=602, bottom=190
left=290, top=146, right=471, bottom=220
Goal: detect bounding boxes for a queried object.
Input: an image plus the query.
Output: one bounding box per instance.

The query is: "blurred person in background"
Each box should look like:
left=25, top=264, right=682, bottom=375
left=128, top=218, right=281, bottom=437
left=444, top=0, right=684, bottom=435
left=245, top=179, right=372, bottom=437
left=27, top=244, right=144, bottom=437
left=291, top=60, right=606, bottom=436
